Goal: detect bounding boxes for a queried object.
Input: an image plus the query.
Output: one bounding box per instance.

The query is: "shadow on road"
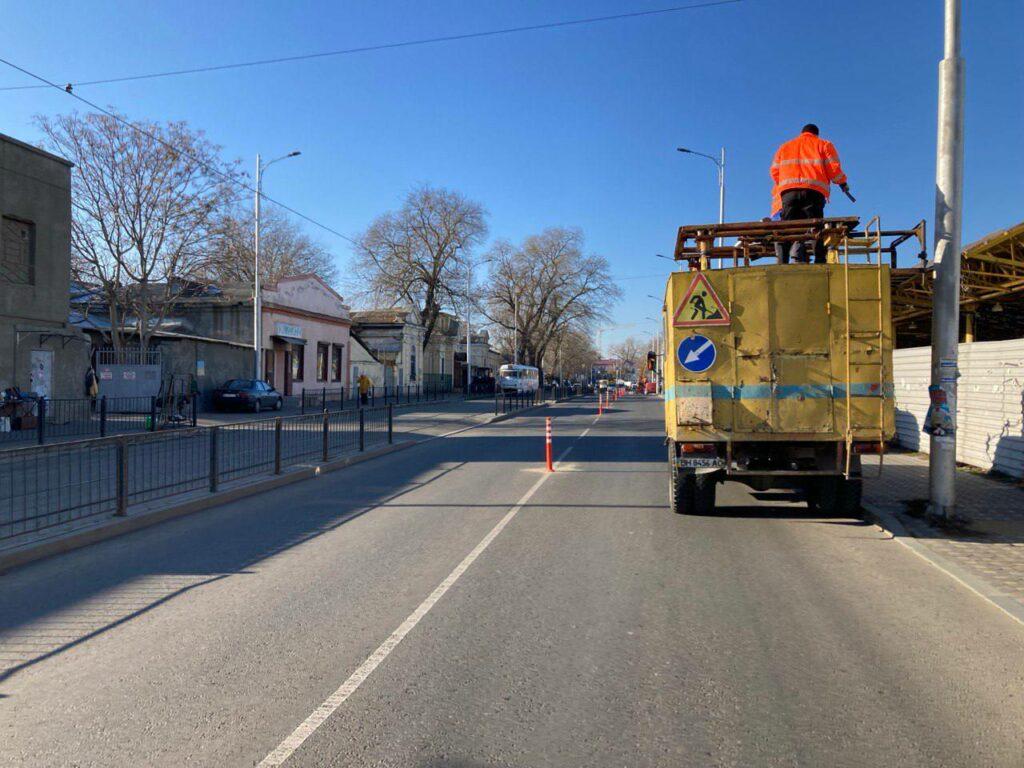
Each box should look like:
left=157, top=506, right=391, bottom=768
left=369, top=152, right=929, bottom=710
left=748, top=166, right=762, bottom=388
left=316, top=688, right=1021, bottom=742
left=0, top=403, right=664, bottom=691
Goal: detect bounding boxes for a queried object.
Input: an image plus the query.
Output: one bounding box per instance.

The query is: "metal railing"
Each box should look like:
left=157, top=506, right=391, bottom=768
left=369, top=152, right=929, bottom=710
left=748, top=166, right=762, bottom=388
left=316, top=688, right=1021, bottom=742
left=300, top=384, right=452, bottom=413
left=494, top=390, right=539, bottom=415
left=0, top=395, right=198, bottom=449
left=0, top=404, right=397, bottom=543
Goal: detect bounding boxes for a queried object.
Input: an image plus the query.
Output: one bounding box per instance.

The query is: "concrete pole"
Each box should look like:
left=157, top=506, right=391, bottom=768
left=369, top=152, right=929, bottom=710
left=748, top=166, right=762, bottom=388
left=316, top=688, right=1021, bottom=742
left=513, top=295, right=518, bottom=365
left=466, top=267, right=471, bottom=394
left=254, top=154, right=262, bottom=381
left=928, top=0, right=965, bottom=519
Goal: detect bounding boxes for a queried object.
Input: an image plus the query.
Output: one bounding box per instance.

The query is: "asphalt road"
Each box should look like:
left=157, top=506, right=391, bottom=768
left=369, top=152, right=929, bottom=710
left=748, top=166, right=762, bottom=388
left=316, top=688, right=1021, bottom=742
left=1, top=397, right=1022, bottom=767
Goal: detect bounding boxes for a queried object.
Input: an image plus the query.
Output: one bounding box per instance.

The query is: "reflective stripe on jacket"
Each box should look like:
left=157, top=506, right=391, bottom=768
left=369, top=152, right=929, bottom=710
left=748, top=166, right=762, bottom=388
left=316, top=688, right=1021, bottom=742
left=769, top=132, right=847, bottom=200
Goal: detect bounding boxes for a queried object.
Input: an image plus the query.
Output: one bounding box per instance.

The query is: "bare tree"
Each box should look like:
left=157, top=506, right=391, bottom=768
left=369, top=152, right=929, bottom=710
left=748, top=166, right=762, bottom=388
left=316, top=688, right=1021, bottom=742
left=551, top=328, right=599, bottom=380
left=609, top=335, right=644, bottom=374
left=206, top=205, right=338, bottom=286
left=483, top=227, right=620, bottom=376
left=37, top=111, right=238, bottom=354
left=352, top=185, right=487, bottom=351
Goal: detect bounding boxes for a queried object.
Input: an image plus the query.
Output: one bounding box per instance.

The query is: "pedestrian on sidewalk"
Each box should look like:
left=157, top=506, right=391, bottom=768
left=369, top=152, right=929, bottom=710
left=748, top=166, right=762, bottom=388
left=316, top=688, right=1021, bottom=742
left=85, top=365, right=99, bottom=413
left=358, top=373, right=372, bottom=406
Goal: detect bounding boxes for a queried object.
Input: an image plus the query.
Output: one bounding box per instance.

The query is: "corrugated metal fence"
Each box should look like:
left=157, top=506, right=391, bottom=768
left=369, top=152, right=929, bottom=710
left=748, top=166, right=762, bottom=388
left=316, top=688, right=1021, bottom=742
left=893, top=338, right=1024, bottom=478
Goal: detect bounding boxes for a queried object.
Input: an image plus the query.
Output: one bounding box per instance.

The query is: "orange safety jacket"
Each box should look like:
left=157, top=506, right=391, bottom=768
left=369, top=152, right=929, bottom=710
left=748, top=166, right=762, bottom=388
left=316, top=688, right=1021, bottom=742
left=770, top=131, right=847, bottom=201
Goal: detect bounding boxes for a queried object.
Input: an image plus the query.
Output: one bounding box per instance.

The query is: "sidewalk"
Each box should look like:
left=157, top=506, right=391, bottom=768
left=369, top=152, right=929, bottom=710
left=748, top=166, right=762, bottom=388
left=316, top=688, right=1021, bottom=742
left=863, top=451, right=1024, bottom=617
left=0, top=396, right=554, bottom=572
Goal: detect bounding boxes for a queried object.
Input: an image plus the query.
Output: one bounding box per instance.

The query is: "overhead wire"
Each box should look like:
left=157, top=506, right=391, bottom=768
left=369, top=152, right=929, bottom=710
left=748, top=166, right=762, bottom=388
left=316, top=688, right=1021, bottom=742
left=0, top=1, right=742, bottom=92
left=0, top=0, right=745, bottom=244
left=0, top=55, right=358, bottom=244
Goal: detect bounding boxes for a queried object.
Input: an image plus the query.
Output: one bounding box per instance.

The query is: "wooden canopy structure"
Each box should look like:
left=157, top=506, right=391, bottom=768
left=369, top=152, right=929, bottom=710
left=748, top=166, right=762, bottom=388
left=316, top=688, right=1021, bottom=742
left=892, top=220, right=1024, bottom=347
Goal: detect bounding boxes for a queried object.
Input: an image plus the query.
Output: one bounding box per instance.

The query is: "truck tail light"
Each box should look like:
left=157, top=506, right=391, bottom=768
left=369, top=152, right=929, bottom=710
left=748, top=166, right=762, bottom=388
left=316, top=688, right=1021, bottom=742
left=681, top=443, right=717, bottom=454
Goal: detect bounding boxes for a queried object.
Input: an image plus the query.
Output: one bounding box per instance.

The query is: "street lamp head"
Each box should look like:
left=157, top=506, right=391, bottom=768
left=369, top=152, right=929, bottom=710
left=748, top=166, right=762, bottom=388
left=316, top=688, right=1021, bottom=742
left=288, top=151, right=301, bottom=157
left=676, top=147, right=691, bottom=153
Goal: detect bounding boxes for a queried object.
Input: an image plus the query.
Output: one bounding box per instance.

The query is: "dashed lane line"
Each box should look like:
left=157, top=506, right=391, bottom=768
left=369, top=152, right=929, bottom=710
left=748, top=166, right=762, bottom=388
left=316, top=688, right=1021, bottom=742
left=257, top=427, right=589, bottom=766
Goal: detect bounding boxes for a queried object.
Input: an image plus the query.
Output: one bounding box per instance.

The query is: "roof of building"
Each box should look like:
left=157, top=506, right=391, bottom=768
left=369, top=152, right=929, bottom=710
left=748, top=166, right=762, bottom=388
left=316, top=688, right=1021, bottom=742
left=0, top=132, right=74, bottom=167
left=350, top=308, right=422, bottom=326
left=892, top=219, right=1024, bottom=346
left=348, top=330, right=383, bottom=364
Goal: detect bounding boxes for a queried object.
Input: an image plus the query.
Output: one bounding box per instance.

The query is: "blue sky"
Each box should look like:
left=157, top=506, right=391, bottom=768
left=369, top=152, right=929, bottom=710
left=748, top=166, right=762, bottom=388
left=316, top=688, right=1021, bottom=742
left=3, top=1, right=1022, bottom=350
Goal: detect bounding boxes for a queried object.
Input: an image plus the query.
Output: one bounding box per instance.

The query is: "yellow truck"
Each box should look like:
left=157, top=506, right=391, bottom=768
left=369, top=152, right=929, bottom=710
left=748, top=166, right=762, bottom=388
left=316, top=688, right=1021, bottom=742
left=663, top=217, right=925, bottom=515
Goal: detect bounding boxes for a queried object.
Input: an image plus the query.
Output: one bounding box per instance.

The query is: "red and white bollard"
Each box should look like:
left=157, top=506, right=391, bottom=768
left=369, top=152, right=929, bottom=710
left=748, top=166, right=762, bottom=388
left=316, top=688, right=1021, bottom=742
left=545, top=416, right=554, bottom=472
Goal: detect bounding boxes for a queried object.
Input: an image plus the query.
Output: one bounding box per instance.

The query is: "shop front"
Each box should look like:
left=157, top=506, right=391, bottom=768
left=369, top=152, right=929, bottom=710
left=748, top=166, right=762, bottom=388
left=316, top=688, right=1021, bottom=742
left=259, top=275, right=351, bottom=398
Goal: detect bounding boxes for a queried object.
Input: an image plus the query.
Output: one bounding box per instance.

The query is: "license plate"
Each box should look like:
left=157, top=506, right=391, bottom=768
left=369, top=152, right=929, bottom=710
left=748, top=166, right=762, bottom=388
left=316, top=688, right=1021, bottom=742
left=222, top=394, right=237, bottom=398
left=677, top=457, right=724, bottom=468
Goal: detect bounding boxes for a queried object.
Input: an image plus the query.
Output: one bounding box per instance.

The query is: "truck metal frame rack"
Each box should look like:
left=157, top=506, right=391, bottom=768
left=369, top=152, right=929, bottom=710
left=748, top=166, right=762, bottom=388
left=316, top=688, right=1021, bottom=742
left=673, top=217, right=926, bottom=269
left=663, top=217, right=926, bottom=515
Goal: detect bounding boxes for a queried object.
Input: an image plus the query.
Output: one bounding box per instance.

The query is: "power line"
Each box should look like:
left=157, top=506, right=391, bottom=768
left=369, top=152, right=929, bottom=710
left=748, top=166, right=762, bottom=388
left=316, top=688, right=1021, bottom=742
left=0, top=55, right=357, bottom=245
left=0, top=0, right=743, bottom=92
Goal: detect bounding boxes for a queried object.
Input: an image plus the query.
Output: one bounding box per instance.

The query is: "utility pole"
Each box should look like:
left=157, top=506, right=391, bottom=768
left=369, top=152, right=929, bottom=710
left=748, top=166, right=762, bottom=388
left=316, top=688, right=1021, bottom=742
left=253, top=150, right=300, bottom=382
left=929, top=0, right=965, bottom=519
left=465, top=266, right=472, bottom=394
left=677, top=145, right=726, bottom=257
left=254, top=154, right=261, bottom=381
left=718, top=147, right=726, bottom=239
left=513, top=295, right=519, bottom=365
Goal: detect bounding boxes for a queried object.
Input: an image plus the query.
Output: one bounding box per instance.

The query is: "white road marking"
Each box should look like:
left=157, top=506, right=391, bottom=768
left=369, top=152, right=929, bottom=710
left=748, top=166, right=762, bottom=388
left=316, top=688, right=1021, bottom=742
left=258, top=438, right=580, bottom=766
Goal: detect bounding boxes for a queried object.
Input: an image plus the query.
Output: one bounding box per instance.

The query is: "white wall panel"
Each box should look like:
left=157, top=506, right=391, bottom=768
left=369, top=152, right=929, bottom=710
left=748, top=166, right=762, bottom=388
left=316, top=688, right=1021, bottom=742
left=893, top=339, right=1024, bottom=479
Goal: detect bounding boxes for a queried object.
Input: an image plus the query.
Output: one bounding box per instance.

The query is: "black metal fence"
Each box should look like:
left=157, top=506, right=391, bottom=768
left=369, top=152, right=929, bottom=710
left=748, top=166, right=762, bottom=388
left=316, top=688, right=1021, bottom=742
left=494, top=390, right=539, bottom=414
left=0, top=395, right=197, bottom=449
left=300, top=384, right=452, bottom=413
left=0, top=404, right=396, bottom=543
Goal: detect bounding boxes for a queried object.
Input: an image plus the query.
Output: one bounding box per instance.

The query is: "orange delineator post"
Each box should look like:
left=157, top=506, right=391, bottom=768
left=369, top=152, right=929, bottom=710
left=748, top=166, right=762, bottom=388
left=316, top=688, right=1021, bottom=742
left=545, top=416, right=554, bottom=472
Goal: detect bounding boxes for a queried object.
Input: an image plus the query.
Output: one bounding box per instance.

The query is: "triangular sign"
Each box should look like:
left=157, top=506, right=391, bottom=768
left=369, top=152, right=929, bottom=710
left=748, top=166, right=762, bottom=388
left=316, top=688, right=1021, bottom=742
left=672, top=272, right=731, bottom=327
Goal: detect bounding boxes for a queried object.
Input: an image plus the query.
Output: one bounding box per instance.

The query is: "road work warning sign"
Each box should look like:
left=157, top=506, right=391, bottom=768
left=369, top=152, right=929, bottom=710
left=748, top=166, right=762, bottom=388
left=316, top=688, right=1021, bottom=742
left=672, top=272, right=730, bottom=327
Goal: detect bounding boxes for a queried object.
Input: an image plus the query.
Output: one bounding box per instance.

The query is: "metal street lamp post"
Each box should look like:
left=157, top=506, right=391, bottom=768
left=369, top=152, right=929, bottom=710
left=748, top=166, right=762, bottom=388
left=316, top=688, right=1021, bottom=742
left=677, top=146, right=726, bottom=256
left=254, top=150, right=301, bottom=381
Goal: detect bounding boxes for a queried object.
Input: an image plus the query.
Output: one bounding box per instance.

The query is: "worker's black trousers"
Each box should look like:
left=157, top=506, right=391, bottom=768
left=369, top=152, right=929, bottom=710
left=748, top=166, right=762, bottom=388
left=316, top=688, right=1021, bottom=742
left=780, top=188, right=827, bottom=263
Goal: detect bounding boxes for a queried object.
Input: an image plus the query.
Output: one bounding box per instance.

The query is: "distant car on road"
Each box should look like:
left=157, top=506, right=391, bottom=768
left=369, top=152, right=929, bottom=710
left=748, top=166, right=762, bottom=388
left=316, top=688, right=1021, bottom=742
left=212, top=379, right=283, bottom=413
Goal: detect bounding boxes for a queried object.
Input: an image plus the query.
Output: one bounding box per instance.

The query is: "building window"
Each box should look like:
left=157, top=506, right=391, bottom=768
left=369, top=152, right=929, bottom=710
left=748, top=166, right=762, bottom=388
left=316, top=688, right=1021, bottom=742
left=409, top=348, right=417, bottom=381
left=1, top=217, right=35, bottom=285
left=331, top=344, right=344, bottom=382
left=292, top=345, right=304, bottom=382
left=316, top=342, right=329, bottom=382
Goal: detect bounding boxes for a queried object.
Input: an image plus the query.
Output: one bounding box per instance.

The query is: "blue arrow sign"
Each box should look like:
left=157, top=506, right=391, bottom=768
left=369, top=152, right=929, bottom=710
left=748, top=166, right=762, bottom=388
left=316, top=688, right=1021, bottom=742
left=677, top=334, right=717, bottom=373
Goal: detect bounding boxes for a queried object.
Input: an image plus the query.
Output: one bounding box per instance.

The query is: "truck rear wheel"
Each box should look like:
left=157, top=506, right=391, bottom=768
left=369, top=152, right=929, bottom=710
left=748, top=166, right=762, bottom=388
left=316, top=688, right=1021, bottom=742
left=692, top=473, right=718, bottom=515
left=669, top=444, right=694, bottom=515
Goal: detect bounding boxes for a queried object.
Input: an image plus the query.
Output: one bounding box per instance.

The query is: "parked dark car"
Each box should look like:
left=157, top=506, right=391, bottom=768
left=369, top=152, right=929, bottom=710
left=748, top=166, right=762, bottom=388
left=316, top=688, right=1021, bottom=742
left=212, top=379, right=283, bottom=413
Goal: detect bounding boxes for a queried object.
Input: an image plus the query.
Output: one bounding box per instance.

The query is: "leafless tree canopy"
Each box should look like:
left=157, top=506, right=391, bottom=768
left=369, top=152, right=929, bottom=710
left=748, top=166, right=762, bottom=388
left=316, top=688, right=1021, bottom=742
left=352, top=185, right=487, bottom=350
left=609, top=335, right=645, bottom=372
left=551, top=328, right=600, bottom=380
left=37, top=111, right=238, bottom=352
left=483, top=227, right=620, bottom=373
left=208, top=205, right=338, bottom=286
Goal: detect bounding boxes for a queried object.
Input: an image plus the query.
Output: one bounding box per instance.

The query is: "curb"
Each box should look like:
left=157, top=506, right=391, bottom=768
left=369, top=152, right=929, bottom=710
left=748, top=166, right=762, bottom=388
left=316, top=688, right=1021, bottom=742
left=863, top=501, right=1024, bottom=628
left=0, top=402, right=556, bottom=575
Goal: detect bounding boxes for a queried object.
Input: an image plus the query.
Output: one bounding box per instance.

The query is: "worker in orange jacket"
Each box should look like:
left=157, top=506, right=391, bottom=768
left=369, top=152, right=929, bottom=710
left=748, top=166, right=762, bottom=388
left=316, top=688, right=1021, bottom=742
left=770, top=123, right=850, bottom=263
